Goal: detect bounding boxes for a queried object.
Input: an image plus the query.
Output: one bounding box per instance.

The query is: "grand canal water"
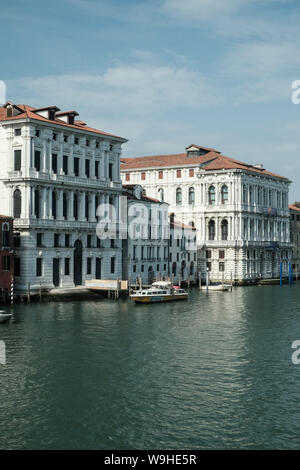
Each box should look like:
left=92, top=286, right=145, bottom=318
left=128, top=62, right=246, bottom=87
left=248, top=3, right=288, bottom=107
left=0, top=284, right=300, bottom=450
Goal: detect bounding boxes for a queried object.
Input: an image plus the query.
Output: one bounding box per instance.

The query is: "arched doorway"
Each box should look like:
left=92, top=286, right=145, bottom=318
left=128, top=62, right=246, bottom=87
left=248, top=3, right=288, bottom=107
left=181, top=260, right=186, bottom=279
left=148, top=266, right=154, bottom=284
left=74, top=239, right=83, bottom=286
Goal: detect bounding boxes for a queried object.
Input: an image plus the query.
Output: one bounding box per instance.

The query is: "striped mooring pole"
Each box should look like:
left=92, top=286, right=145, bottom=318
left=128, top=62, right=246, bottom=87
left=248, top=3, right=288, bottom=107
left=10, top=278, right=14, bottom=306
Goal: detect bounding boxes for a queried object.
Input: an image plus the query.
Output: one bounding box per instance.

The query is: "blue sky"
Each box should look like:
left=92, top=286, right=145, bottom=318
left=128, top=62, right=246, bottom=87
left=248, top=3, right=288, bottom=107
left=1, top=0, right=300, bottom=200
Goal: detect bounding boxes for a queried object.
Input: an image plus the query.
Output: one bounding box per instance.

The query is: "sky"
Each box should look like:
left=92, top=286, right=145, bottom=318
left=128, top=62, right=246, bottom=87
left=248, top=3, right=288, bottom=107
left=1, top=0, right=300, bottom=201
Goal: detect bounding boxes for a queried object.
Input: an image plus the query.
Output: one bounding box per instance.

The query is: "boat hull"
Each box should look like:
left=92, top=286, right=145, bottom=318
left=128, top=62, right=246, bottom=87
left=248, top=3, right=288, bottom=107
left=0, top=314, right=12, bottom=323
left=131, top=294, right=188, bottom=303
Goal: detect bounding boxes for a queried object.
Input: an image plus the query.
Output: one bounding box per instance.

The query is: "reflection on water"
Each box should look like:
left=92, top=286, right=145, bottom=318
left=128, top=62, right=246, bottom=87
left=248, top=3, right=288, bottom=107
left=0, top=284, right=300, bottom=449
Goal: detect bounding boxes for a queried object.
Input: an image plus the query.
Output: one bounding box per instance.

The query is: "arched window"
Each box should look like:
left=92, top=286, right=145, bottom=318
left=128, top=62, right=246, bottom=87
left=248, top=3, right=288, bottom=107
left=85, top=194, right=89, bottom=221
left=176, top=188, right=182, bottom=205
left=172, top=262, right=177, bottom=276
left=52, top=191, right=57, bottom=219
left=13, top=189, right=21, bottom=218
left=249, top=186, right=253, bottom=205
left=243, top=185, right=248, bottom=203
left=221, top=185, right=228, bottom=204
left=190, top=262, right=194, bottom=276
left=208, top=186, right=215, bottom=205
left=188, top=187, right=195, bottom=205
left=34, top=189, right=40, bottom=218
left=158, top=188, right=164, bottom=202
left=221, top=219, right=228, bottom=241
left=73, top=193, right=78, bottom=221
left=208, top=220, right=215, bottom=240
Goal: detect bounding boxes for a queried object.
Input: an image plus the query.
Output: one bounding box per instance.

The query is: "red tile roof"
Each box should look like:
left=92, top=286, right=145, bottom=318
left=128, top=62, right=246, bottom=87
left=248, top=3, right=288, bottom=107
left=0, top=104, right=127, bottom=141
left=121, top=148, right=289, bottom=181
left=289, top=204, right=300, bottom=212
left=170, top=220, right=196, bottom=231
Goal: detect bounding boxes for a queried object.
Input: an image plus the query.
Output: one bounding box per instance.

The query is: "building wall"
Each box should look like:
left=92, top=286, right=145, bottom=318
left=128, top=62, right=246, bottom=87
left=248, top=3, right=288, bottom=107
left=290, top=206, right=300, bottom=278
left=0, top=119, right=125, bottom=293
left=121, top=162, right=291, bottom=282
left=0, top=217, right=14, bottom=297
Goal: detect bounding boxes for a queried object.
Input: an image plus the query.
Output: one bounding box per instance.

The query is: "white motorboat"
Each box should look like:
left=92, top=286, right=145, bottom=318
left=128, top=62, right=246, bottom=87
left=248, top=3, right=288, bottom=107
left=201, top=282, right=233, bottom=292
left=0, top=311, right=13, bottom=323
left=130, top=281, right=188, bottom=303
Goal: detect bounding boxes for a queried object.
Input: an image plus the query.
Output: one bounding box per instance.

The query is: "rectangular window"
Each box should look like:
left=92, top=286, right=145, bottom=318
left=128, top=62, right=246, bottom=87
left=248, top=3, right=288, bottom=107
left=35, top=129, right=40, bottom=137
left=74, top=157, right=79, bottom=177
left=64, top=135, right=68, bottom=143
left=65, top=234, right=70, bottom=248
left=13, top=233, right=21, bottom=247
left=125, top=173, right=130, bottom=181
left=109, top=163, right=113, bottom=180
left=36, top=258, right=42, bottom=276
left=74, top=137, right=79, bottom=145
left=54, top=233, right=60, bottom=248
left=52, top=154, right=57, bottom=174
left=219, top=262, right=225, bottom=272
left=14, top=257, right=21, bottom=276
left=158, top=171, right=163, bottom=179
left=3, top=255, right=11, bottom=271
left=34, top=151, right=41, bottom=171
left=53, top=132, right=57, bottom=141
left=219, top=250, right=225, bottom=259
left=2, top=230, right=10, bottom=248
left=65, top=258, right=70, bottom=275
left=206, top=250, right=212, bottom=259
left=37, top=233, right=43, bottom=247
left=14, top=150, right=21, bottom=171
left=141, top=172, right=146, bottom=180
left=177, top=169, right=181, bottom=178
left=14, top=128, right=21, bottom=136
left=110, top=257, right=115, bottom=274
left=85, top=159, right=90, bottom=178
left=207, top=262, right=212, bottom=271
left=189, top=169, right=194, bottom=177
left=87, top=257, right=92, bottom=275
left=95, top=161, right=99, bottom=179
left=87, top=235, right=92, bottom=248
left=63, top=155, right=68, bottom=175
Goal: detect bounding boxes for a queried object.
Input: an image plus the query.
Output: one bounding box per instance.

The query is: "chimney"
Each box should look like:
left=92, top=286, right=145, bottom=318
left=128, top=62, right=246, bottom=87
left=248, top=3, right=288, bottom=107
left=56, top=110, right=79, bottom=125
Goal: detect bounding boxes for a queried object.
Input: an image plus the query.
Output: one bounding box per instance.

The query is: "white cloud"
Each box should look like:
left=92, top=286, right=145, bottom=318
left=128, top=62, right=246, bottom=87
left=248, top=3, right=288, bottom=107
left=10, top=63, right=221, bottom=114
left=163, top=0, right=247, bottom=20
left=8, top=61, right=223, bottom=155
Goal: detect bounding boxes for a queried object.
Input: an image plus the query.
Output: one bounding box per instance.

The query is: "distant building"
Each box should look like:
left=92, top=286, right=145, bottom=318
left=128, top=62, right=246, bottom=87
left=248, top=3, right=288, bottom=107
left=121, top=144, right=292, bottom=284
left=169, top=214, right=197, bottom=285
left=122, top=184, right=169, bottom=285
left=0, top=215, right=14, bottom=301
left=0, top=102, right=127, bottom=293
left=289, top=204, right=300, bottom=279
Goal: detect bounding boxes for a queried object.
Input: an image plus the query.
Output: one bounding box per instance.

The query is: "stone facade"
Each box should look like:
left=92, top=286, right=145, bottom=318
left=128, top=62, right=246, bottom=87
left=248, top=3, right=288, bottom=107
left=0, top=102, right=127, bottom=293
left=121, top=145, right=292, bottom=283
left=290, top=204, right=300, bottom=279
left=122, top=185, right=169, bottom=285
left=0, top=215, right=14, bottom=300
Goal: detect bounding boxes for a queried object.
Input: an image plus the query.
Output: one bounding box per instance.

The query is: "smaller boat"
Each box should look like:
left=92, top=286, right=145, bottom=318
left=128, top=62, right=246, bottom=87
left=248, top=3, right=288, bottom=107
left=130, top=281, right=188, bottom=303
left=201, top=282, right=232, bottom=292
left=0, top=311, right=13, bottom=323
